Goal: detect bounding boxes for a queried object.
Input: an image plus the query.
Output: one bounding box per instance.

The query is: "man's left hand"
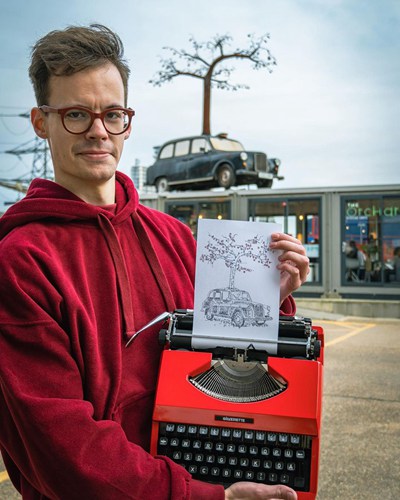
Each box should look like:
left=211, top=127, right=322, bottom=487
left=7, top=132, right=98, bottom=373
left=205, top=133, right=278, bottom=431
left=269, top=233, right=310, bottom=305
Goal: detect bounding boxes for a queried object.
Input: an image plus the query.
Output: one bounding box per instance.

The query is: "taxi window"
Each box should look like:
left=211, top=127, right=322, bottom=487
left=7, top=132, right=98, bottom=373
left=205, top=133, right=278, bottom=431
left=159, top=143, right=174, bottom=159
left=174, top=140, right=190, bottom=157
left=191, top=138, right=210, bottom=154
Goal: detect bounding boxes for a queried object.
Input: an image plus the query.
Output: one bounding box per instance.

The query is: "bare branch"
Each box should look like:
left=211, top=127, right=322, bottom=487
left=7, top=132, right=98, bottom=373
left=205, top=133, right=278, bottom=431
left=149, top=32, right=276, bottom=134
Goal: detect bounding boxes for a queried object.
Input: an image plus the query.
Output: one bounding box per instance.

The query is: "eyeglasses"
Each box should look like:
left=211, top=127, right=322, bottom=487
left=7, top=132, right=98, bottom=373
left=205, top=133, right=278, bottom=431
left=39, top=105, right=135, bottom=135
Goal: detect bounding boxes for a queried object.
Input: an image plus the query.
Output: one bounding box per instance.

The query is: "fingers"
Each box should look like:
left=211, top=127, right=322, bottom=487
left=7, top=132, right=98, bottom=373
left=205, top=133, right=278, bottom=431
left=225, top=481, right=297, bottom=499
left=270, top=233, right=309, bottom=284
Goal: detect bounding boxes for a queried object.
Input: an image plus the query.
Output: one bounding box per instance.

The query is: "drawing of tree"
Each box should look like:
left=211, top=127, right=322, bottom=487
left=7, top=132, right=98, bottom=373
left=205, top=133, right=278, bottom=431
left=200, top=232, right=272, bottom=289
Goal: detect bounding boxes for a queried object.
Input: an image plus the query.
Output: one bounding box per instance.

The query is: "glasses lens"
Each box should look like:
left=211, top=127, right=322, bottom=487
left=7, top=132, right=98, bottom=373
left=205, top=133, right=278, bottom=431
left=63, top=109, right=92, bottom=134
left=104, top=109, right=130, bottom=134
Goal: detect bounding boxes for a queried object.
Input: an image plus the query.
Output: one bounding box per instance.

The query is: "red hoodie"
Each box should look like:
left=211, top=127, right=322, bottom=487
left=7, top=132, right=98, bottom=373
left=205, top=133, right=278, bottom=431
left=0, top=172, right=295, bottom=499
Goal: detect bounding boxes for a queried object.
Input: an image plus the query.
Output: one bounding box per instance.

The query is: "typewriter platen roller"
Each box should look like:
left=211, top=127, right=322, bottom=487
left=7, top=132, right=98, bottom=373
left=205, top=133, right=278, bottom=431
left=147, top=310, right=324, bottom=499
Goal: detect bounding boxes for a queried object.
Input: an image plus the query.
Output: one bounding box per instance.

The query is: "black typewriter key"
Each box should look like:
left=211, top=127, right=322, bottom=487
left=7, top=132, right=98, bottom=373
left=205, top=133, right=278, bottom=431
left=199, top=466, right=208, bottom=475
left=221, top=428, right=231, bottom=439
left=287, top=462, right=296, bottom=471
left=204, top=441, right=213, bottom=451
left=263, top=460, right=272, bottom=469
left=240, top=458, right=249, bottom=467
left=195, top=453, right=204, bottom=462
left=217, top=456, right=226, bottom=465
left=228, top=457, right=238, bottom=466
left=206, top=455, right=215, bottom=464
left=222, top=469, right=231, bottom=478
left=158, top=437, right=168, bottom=447
left=188, top=425, right=197, bottom=435
left=267, top=432, right=277, bottom=443
left=284, top=449, right=294, bottom=458
left=165, top=423, right=175, bottom=433
left=234, top=470, right=243, bottom=479
left=245, top=471, right=254, bottom=480
left=256, top=472, right=266, bottom=481
left=193, top=440, right=202, bottom=449
left=238, top=444, right=247, bottom=454
left=226, top=444, right=236, bottom=453
left=188, top=465, right=197, bottom=474
left=268, top=472, right=278, bottom=482
left=279, top=433, right=288, bottom=444
left=181, top=439, right=190, bottom=448
left=211, top=467, right=220, bottom=477
left=280, top=474, right=290, bottom=484
left=274, top=461, right=284, bottom=471
left=255, top=431, right=266, bottom=442
left=249, top=446, right=258, bottom=455
left=177, top=424, right=186, bottom=434
left=172, top=451, right=182, bottom=460
left=272, top=448, right=281, bottom=457
left=210, top=427, right=220, bottom=438
left=296, top=449, right=306, bottom=459
left=183, top=453, right=193, bottom=461
left=290, top=434, right=300, bottom=445
left=244, top=430, right=254, bottom=442
left=261, top=447, right=270, bottom=456
left=199, top=426, right=209, bottom=436
left=170, top=438, right=179, bottom=447
left=215, top=442, right=224, bottom=452
left=252, top=459, right=261, bottom=468
left=232, top=429, right=242, bottom=440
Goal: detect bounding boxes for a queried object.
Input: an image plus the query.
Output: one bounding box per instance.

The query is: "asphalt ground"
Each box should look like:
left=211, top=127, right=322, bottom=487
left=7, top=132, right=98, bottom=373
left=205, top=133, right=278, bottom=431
left=1, top=317, right=399, bottom=499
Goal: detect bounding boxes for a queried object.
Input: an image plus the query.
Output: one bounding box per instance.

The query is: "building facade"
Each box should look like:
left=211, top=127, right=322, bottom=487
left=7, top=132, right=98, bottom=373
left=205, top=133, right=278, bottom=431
left=139, top=184, right=400, bottom=302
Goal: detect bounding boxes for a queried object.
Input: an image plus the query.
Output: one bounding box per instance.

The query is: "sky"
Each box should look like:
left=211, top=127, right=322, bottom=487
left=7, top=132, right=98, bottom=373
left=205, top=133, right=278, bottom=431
left=0, top=0, right=399, bottom=208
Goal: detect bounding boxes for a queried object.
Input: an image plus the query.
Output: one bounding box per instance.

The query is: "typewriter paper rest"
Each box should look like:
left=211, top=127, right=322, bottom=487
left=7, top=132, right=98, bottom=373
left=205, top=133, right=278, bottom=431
left=193, top=218, right=282, bottom=354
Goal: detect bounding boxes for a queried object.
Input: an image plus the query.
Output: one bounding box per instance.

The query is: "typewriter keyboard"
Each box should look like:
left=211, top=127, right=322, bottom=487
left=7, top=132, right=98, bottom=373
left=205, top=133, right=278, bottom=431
left=157, top=421, right=312, bottom=491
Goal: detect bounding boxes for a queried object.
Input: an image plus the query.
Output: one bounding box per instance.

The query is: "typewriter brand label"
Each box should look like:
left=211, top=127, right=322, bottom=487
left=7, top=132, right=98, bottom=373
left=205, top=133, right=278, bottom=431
left=215, top=415, right=254, bottom=424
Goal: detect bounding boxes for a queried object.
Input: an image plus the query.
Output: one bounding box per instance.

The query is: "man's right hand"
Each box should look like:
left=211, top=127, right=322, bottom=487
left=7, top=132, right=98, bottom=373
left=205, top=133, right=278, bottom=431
left=224, top=481, right=297, bottom=500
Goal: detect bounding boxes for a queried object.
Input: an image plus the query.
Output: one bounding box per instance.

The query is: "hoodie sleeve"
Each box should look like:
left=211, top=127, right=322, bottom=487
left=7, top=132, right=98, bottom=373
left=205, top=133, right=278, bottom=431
left=0, top=243, right=224, bottom=500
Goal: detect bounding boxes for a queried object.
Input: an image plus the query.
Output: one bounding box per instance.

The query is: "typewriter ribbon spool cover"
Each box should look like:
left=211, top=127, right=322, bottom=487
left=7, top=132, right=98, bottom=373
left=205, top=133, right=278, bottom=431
left=148, top=219, right=324, bottom=499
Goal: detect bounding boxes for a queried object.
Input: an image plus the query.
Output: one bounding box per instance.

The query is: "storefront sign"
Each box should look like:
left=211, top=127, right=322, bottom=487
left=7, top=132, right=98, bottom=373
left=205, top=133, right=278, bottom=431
left=346, top=205, right=399, bottom=217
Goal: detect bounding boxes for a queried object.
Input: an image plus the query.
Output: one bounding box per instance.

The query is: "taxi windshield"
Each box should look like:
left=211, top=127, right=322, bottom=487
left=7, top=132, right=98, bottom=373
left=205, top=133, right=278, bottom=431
left=210, top=137, right=244, bottom=152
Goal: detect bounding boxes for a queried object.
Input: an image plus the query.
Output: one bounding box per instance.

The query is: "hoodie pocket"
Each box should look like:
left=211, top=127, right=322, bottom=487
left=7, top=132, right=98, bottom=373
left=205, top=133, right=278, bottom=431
left=112, top=390, right=155, bottom=451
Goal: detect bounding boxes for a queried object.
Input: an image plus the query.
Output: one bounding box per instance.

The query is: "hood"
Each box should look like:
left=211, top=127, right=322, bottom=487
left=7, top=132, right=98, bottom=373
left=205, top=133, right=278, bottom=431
left=0, top=171, right=139, bottom=240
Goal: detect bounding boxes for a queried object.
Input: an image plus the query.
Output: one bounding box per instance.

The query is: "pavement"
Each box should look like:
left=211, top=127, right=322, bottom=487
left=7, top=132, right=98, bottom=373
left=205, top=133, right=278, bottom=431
left=1, top=316, right=399, bottom=499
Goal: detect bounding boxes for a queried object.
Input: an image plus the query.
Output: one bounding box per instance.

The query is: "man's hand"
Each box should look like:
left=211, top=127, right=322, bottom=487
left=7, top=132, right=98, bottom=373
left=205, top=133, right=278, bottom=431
left=269, top=233, right=310, bottom=305
left=224, top=481, right=297, bottom=499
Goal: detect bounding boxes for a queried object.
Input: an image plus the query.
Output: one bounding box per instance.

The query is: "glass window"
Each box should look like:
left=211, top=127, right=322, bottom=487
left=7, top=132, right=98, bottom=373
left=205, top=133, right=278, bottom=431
left=209, top=137, right=244, bottom=151
left=159, top=143, right=173, bottom=159
left=342, top=196, right=400, bottom=285
left=166, top=200, right=231, bottom=236
left=191, top=138, right=211, bottom=154
left=249, top=198, right=321, bottom=284
left=174, top=140, right=190, bottom=157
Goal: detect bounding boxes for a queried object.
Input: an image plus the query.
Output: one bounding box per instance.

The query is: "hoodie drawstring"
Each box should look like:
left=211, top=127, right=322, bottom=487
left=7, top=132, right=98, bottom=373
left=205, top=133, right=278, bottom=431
left=98, top=211, right=177, bottom=342
left=98, top=213, right=136, bottom=339
left=131, top=211, right=176, bottom=314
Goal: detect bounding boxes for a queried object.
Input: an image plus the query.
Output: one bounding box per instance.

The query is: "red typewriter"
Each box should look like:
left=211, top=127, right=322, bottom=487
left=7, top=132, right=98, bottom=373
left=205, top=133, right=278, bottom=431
left=131, top=310, right=324, bottom=499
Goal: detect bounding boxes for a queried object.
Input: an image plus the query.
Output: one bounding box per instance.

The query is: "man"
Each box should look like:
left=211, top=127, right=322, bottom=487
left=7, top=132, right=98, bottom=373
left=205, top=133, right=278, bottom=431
left=0, top=25, right=309, bottom=500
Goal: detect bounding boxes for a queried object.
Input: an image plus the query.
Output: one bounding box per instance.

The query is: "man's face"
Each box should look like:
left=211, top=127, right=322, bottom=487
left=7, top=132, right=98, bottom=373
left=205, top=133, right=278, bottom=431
left=32, top=63, right=130, bottom=193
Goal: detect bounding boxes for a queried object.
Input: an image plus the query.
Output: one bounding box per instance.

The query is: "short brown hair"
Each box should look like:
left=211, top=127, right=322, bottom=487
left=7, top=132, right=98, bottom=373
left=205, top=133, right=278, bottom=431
left=29, top=24, right=130, bottom=106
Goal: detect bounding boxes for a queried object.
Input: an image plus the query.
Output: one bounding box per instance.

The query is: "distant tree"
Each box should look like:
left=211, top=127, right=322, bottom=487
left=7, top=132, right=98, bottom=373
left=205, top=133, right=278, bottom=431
left=150, top=33, right=276, bottom=135
left=200, top=232, right=272, bottom=289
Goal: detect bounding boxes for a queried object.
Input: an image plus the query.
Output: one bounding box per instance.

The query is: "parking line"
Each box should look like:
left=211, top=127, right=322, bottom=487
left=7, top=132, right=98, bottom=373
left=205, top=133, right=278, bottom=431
left=325, top=323, right=375, bottom=347
left=0, top=470, right=9, bottom=483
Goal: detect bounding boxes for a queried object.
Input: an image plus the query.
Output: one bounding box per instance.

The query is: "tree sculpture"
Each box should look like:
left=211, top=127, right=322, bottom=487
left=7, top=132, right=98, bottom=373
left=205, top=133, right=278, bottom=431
left=150, top=34, right=276, bottom=135
left=200, top=232, right=272, bottom=289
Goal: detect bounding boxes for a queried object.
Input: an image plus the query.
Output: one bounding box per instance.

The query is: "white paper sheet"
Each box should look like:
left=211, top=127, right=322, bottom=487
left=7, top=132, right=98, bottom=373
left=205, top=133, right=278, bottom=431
left=193, top=218, right=282, bottom=354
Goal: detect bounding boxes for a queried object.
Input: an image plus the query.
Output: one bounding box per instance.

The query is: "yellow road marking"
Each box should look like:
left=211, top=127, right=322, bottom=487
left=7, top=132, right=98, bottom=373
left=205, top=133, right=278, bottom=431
left=325, top=323, right=375, bottom=347
left=0, top=470, right=9, bottom=483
